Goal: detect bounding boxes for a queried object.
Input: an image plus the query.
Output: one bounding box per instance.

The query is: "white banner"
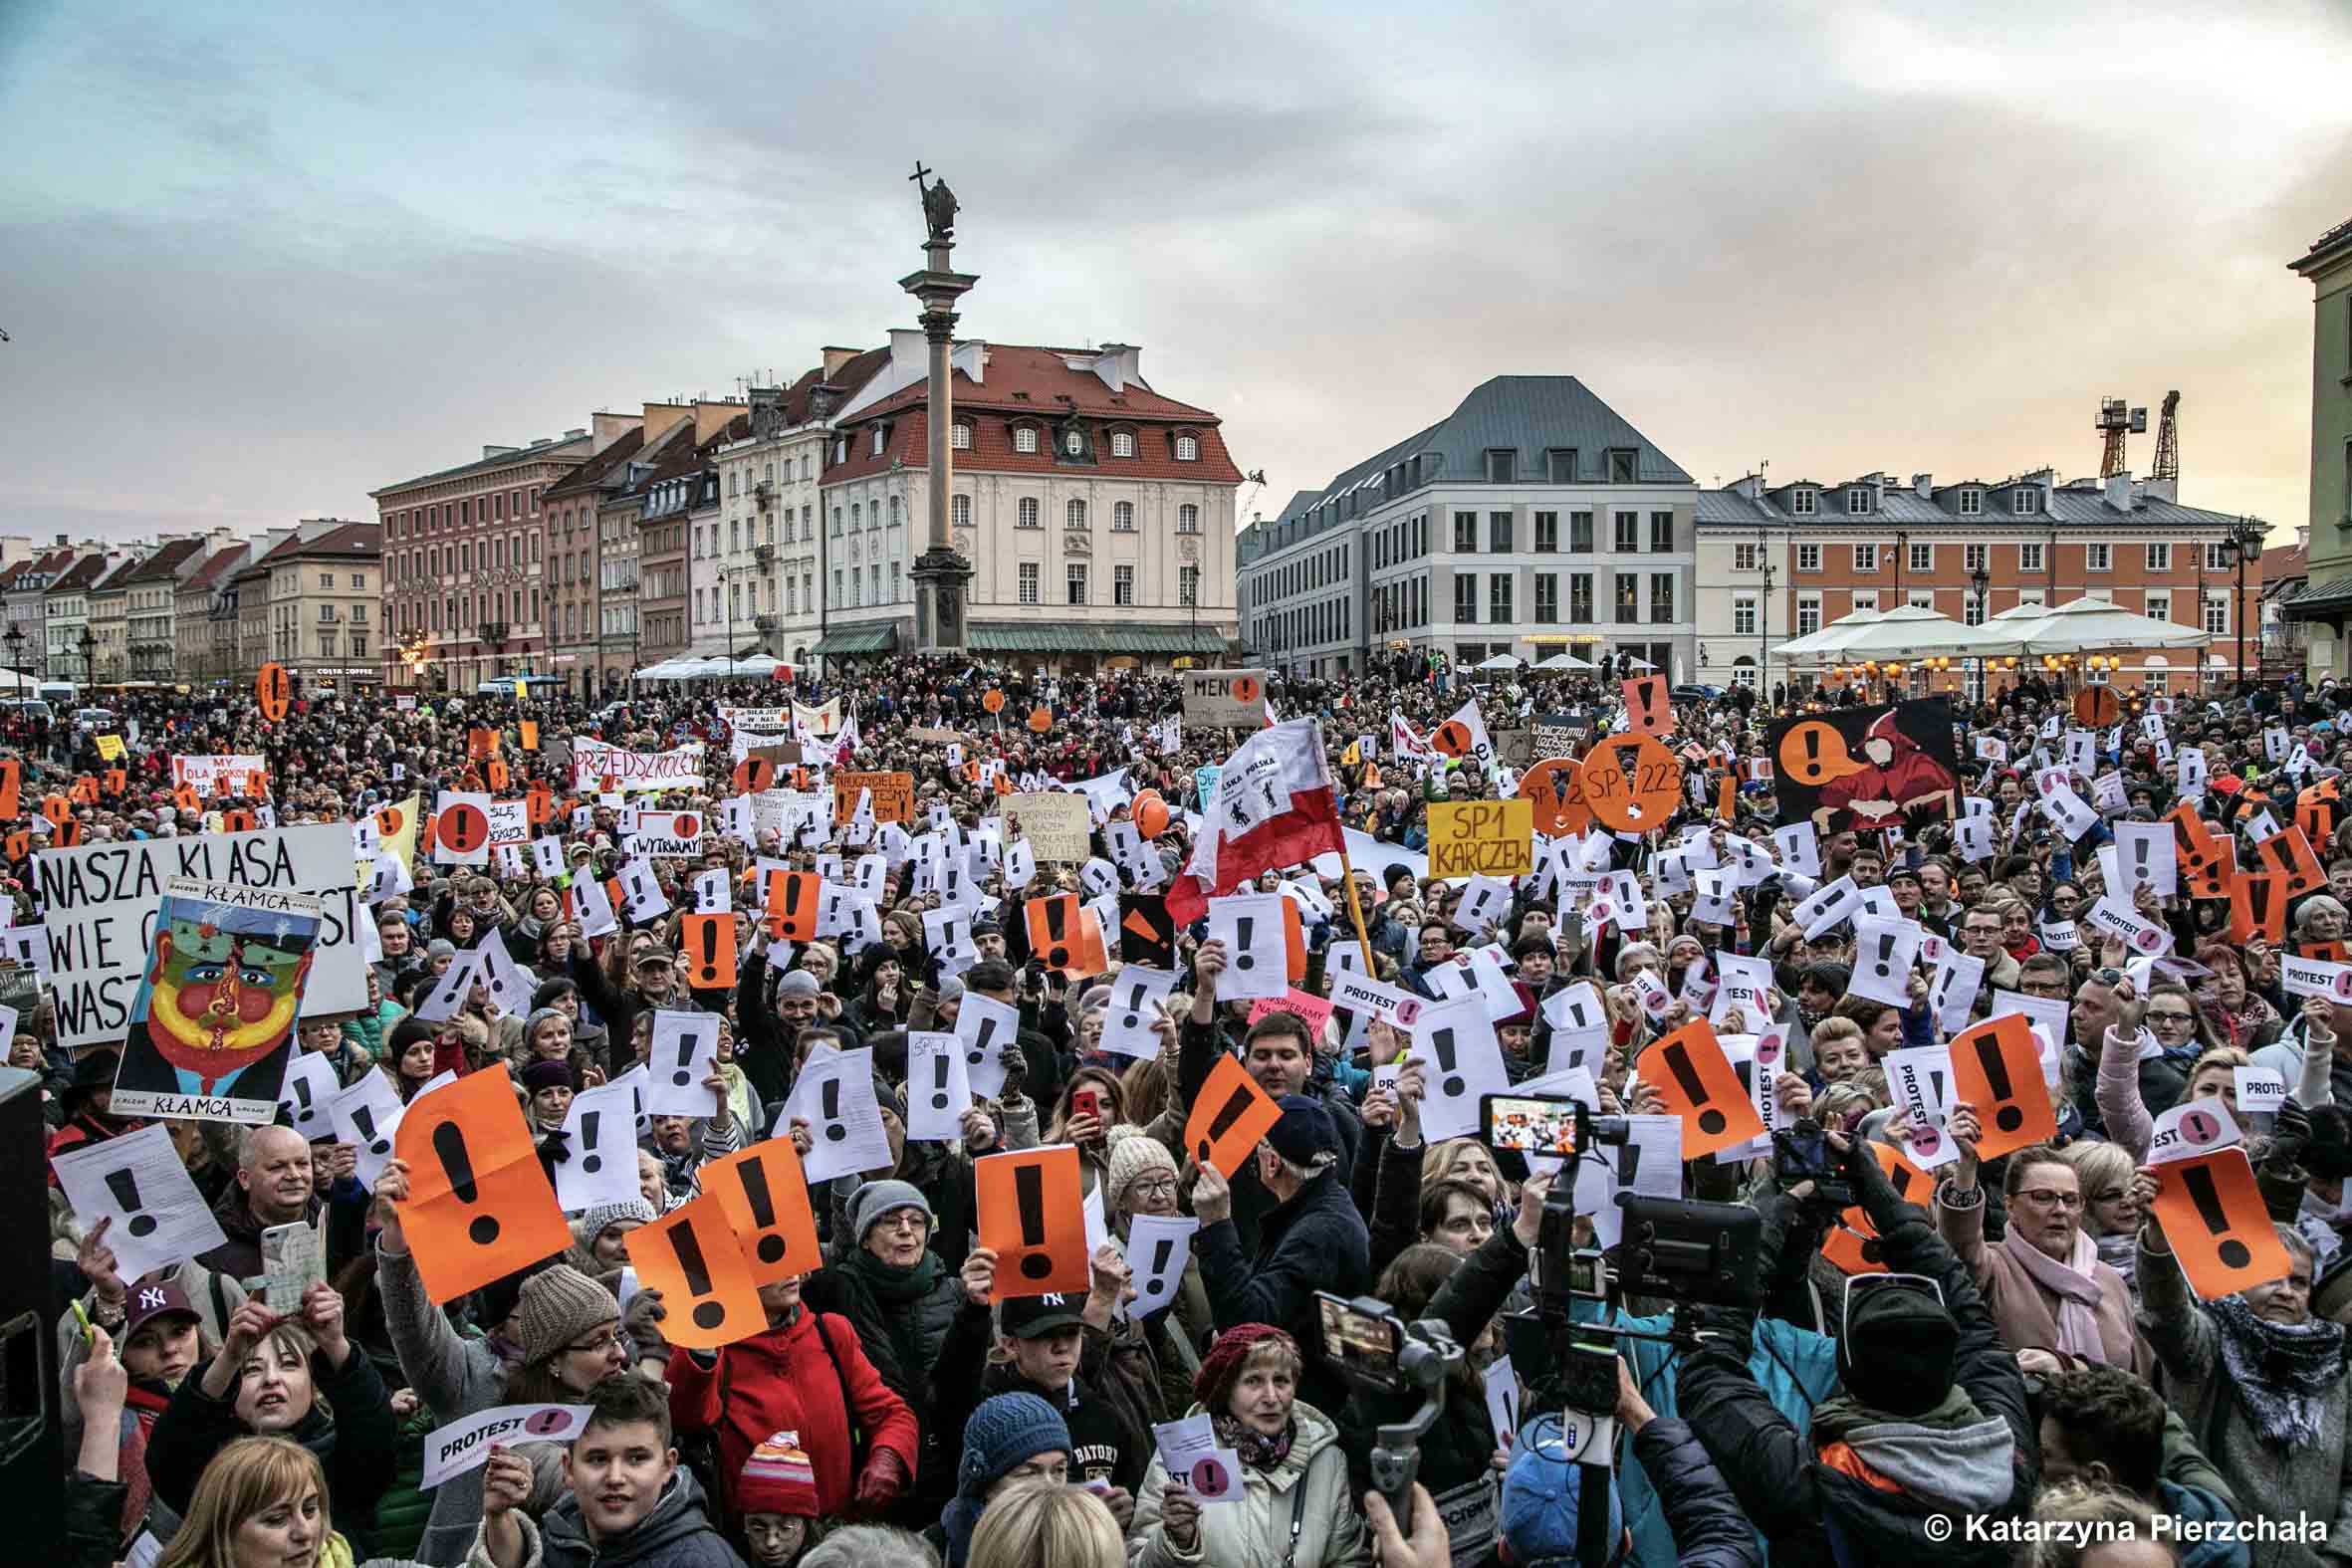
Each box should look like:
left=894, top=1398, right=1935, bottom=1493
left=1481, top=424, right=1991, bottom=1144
left=572, top=740, right=706, bottom=794
left=171, top=755, right=269, bottom=795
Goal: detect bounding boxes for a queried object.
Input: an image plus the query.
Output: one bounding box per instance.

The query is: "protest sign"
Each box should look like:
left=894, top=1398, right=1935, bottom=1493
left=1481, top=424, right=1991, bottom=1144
left=1765, top=698, right=1963, bottom=836
left=975, top=1144, right=1092, bottom=1299
left=630, top=810, right=710, bottom=858
left=994, top=792, right=1091, bottom=860
left=1426, top=799, right=1534, bottom=879
left=570, top=739, right=705, bottom=793
left=52, top=1123, right=228, bottom=1284
left=170, top=755, right=269, bottom=796
left=395, top=1069, right=574, bottom=1303
left=832, top=772, right=914, bottom=824
left=421, top=1404, right=592, bottom=1489
left=1181, top=669, right=1268, bottom=727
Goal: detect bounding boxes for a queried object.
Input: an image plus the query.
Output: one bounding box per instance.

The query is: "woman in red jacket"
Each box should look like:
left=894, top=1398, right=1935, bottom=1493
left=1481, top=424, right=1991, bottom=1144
left=666, top=1271, right=921, bottom=1527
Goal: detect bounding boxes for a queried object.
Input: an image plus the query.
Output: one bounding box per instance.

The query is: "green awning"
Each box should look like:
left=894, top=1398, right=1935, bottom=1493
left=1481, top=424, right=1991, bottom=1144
left=969, top=624, right=1100, bottom=652
left=1100, top=626, right=1233, bottom=654
left=810, top=624, right=896, bottom=655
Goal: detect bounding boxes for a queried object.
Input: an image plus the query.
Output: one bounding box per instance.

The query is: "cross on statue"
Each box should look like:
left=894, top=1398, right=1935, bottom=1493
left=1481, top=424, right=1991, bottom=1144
left=910, top=160, right=958, bottom=243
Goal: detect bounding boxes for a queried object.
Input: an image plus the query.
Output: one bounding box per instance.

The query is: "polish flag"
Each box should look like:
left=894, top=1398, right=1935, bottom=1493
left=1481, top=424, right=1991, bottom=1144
left=1166, top=718, right=1343, bottom=925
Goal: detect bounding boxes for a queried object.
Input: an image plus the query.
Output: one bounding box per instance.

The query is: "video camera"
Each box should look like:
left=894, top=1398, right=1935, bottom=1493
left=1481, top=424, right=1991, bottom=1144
left=1314, top=1293, right=1463, bottom=1537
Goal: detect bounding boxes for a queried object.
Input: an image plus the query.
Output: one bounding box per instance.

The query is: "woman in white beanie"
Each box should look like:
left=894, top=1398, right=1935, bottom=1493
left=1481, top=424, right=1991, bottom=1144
left=1103, top=1125, right=1215, bottom=1408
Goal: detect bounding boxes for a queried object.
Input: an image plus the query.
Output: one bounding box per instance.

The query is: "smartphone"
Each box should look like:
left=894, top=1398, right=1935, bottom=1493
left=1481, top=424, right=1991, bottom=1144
left=1481, top=1093, right=1582, bottom=1158
left=1315, top=1292, right=1405, bottom=1393
left=1072, top=1087, right=1101, bottom=1122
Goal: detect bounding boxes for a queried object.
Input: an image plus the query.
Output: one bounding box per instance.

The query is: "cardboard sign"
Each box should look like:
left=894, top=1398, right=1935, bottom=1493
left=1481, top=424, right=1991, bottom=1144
left=1118, top=893, right=1176, bottom=969
left=677, top=913, right=738, bottom=990
left=996, top=792, right=1093, bottom=861
left=1185, top=1054, right=1284, bottom=1178
left=767, top=870, right=823, bottom=941
left=2230, top=872, right=2289, bottom=945
left=1427, top=798, right=1535, bottom=880
left=1947, top=1013, right=2056, bottom=1160
left=2253, top=826, right=2328, bottom=898
left=1639, top=1018, right=1764, bottom=1159
left=2152, top=1146, right=2293, bottom=1299
left=630, top=1191, right=767, bottom=1349
left=1621, top=675, right=1673, bottom=738
left=1025, top=893, right=1108, bottom=976
left=394, top=1069, right=573, bottom=1303
left=256, top=662, right=290, bottom=722
left=630, top=810, right=709, bottom=858
left=421, top=1404, right=591, bottom=1490
left=704, top=1138, right=823, bottom=1286
left=1820, top=1140, right=1932, bottom=1275
left=1181, top=669, right=1270, bottom=727
left=1578, top=735, right=1682, bottom=833
left=975, top=1143, right=1092, bottom=1300
left=832, top=772, right=913, bottom=824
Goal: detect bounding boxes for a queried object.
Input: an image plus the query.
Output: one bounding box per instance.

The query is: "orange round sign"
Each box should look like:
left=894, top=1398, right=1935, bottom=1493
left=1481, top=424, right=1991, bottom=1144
left=1517, top=757, right=1592, bottom=838
left=436, top=802, right=491, bottom=855
left=1028, top=706, right=1053, bottom=734
left=2074, top=686, right=2121, bottom=728
left=1775, top=721, right=1867, bottom=787
left=375, top=803, right=406, bottom=837
left=982, top=689, right=1007, bottom=715
left=1132, top=788, right=1171, bottom=838
left=1577, top=735, right=1682, bottom=833
left=1432, top=721, right=1476, bottom=759
left=257, top=662, right=291, bottom=722
left=734, top=759, right=775, bottom=794
left=1230, top=675, right=1262, bottom=706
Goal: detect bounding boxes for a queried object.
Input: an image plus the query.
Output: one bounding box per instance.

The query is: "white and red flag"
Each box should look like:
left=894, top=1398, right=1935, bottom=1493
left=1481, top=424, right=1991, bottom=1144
left=1167, top=718, right=1343, bottom=925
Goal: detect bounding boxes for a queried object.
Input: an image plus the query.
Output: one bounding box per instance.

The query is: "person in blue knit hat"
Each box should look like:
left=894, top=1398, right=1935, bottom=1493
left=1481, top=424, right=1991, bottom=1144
left=926, top=1391, right=1072, bottom=1568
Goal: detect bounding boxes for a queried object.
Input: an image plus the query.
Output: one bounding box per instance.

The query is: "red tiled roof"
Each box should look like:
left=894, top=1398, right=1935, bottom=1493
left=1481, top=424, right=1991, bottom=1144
left=823, top=405, right=1244, bottom=487
left=121, top=538, right=206, bottom=583
left=181, top=543, right=249, bottom=591
left=543, top=427, right=646, bottom=503
left=46, top=555, right=111, bottom=593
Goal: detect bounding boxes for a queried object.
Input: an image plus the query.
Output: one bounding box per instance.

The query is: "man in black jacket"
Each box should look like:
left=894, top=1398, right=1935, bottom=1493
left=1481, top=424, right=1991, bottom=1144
left=1192, top=1096, right=1371, bottom=1419
left=1678, top=1133, right=2036, bottom=1566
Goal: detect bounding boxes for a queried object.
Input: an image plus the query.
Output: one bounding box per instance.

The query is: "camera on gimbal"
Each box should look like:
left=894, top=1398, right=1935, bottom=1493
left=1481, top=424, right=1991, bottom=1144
left=1314, top=1293, right=1463, bottom=1535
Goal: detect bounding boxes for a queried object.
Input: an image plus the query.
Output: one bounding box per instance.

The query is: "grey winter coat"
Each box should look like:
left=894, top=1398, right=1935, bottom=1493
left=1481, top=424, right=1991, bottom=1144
left=1128, top=1401, right=1370, bottom=1568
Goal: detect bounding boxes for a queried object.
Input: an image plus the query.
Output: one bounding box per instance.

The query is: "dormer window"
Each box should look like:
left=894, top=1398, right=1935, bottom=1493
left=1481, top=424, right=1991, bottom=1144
left=1014, top=427, right=1039, bottom=454
left=1958, top=489, right=1984, bottom=516
left=2014, top=487, right=2040, bottom=515
left=1790, top=488, right=1817, bottom=516
left=1847, top=487, right=1870, bottom=515
left=1111, top=431, right=1134, bottom=458
left=1175, top=434, right=1199, bottom=462
left=1485, top=449, right=1516, bottom=483
left=871, top=428, right=885, bottom=456
left=1063, top=429, right=1083, bottom=457
left=951, top=422, right=972, bottom=451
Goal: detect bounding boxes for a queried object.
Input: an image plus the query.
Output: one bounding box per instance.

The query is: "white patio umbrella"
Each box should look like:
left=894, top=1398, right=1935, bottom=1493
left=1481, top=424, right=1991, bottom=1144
left=1814, top=604, right=2005, bottom=661
left=1475, top=653, right=1523, bottom=671
left=1972, top=595, right=2210, bottom=656
left=1625, top=657, right=1657, bottom=671
left=725, top=653, right=783, bottom=677
left=1775, top=607, right=1883, bottom=660
left=631, top=660, right=690, bottom=681
left=1533, top=652, right=1593, bottom=671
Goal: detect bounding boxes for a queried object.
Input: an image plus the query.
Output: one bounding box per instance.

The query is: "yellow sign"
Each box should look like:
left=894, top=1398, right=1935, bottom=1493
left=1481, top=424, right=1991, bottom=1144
left=1427, top=798, right=1534, bottom=880
left=94, top=733, right=125, bottom=763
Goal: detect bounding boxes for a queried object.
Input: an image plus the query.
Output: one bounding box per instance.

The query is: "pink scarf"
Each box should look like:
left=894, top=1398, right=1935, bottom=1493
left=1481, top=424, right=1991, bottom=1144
left=2001, top=1225, right=2109, bottom=1364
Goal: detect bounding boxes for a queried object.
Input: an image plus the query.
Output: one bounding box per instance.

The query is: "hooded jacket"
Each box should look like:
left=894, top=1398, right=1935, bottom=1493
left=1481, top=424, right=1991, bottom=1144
left=1128, top=1400, right=1370, bottom=1568
left=466, top=1468, right=743, bottom=1568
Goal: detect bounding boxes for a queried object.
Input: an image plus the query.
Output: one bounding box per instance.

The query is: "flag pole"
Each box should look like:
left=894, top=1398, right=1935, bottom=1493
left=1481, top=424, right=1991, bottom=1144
left=1334, top=833, right=1379, bottom=976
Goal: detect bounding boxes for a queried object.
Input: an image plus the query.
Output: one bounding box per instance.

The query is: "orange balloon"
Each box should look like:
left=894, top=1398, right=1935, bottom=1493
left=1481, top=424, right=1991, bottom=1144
left=1132, top=789, right=1170, bottom=838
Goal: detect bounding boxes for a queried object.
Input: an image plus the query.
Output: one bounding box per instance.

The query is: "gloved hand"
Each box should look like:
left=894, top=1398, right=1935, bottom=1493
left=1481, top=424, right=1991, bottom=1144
left=854, top=1448, right=907, bottom=1512
left=2265, top=1098, right=2314, bottom=1176
left=999, top=1042, right=1028, bottom=1100
left=621, top=1287, right=669, bottom=1363
left=1844, top=1127, right=1916, bottom=1237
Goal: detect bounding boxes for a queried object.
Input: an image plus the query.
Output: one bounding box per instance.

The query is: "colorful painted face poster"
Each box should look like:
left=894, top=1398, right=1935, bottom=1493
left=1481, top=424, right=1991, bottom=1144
left=110, top=877, right=322, bottom=1123
left=1764, top=698, right=1964, bottom=837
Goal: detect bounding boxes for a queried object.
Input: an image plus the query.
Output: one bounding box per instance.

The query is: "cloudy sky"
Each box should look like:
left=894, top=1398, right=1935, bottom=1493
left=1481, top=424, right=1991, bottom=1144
left=3, top=0, right=2347, bottom=550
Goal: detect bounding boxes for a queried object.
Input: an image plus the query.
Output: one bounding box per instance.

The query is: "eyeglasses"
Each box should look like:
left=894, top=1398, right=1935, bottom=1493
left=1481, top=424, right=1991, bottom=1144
left=565, top=1329, right=623, bottom=1356
left=877, top=1211, right=930, bottom=1232
left=1129, top=1175, right=1179, bottom=1199
left=2014, top=1189, right=2083, bottom=1211
left=2148, top=1010, right=2195, bottom=1025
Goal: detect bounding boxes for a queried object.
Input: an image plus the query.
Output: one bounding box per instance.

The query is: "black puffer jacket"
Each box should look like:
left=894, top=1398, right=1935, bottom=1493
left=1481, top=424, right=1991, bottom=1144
left=1197, top=1164, right=1371, bottom=1419
left=1629, top=1416, right=1764, bottom=1567
left=1677, top=1150, right=2037, bottom=1568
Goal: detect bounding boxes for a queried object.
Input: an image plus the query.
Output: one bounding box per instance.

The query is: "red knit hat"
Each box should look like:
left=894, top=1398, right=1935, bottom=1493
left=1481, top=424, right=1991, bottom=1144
left=737, top=1431, right=820, bottom=1518
left=1192, top=1323, right=1297, bottom=1412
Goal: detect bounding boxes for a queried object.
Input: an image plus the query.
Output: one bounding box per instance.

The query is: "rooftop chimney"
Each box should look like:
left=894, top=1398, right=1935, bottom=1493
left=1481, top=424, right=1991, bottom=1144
left=2105, top=470, right=2133, bottom=513
left=1913, top=473, right=1933, bottom=499
left=566, top=427, right=588, bottom=440
left=482, top=445, right=521, bottom=460
left=640, top=403, right=691, bottom=448
left=821, top=346, right=860, bottom=380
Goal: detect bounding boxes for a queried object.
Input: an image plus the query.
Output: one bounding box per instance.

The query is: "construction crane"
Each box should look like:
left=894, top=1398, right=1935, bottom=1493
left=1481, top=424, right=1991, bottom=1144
left=2151, top=390, right=2180, bottom=484
left=2096, top=396, right=2148, bottom=478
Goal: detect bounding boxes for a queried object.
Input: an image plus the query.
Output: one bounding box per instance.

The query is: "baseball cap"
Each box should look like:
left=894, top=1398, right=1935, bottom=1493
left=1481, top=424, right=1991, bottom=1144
left=635, top=946, right=675, bottom=969
left=122, top=1274, right=198, bottom=1337
left=998, top=1290, right=1087, bottom=1339
left=1266, top=1095, right=1341, bottom=1167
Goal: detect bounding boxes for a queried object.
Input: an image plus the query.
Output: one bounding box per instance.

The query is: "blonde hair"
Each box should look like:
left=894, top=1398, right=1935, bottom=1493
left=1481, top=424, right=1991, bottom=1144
left=2188, top=1045, right=2250, bottom=1088
left=155, top=1437, right=331, bottom=1568
left=1809, top=1016, right=1865, bottom=1053
left=1421, top=1136, right=1498, bottom=1190
left=2057, top=1139, right=2137, bottom=1223
left=968, top=1479, right=1124, bottom=1568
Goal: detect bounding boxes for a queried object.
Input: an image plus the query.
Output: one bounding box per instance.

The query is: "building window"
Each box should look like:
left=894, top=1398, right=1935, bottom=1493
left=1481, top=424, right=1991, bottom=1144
left=1018, top=498, right=1041, bottom=529
left=1847, top=487, right=1871, bottom=515
left=1175, top=434, right=1198, bottom=462
left=951, top=494, right=972, bottom=531
left=1066, top=562, right=1087, bottom=605
left=1485, top=450, right=1516, bottom=483
left=830, top=509, right=842, bottom=536
left=1113, top=502, right=1135, bottom=532
left=1111, top=431, right=1134, bottom=458
left=1546, top=448, right=1576, bottom=483
left=1959, top=489, right=1983, bottom=516
left=1534, top=512, right=1558, bottom=552
left=2086, top=543, right=2111, bottom=571
left=1965, top=596, right=1986, bottom=627
left=1534, top=573, right=1558, bottom=622
left=2146, top=542, right=2172, bottom=572
left=1490, top=512, right=1513, bottom=552
left=1908, top=542, right=1932, bottom=573
left=1491, top=573, right=1513, bottom=621
left=1613, top=512, right=1638, bottom=552
left=1790, top=489, right=1817, bottom=516
left=1650, top=512, right=1674, bottom=553
left=1607, top=449, right=1636, bottom=482
left=2205, top=594, right=2229, bottom=635
left=1113, top=563, right=1135, bottom=606
left=832, top=568, right=843, bottom=604
left=1853, top=544, right=1879, bottom=572
left=951, top=423, right=971, bottom=450
left=1569, top=572, right=1593, bottom=622
left=1734, top=542, right=1760, bottom=571
left=2206, top=541, right=2231, bottom=571
left=319, top=571, right=333, bottom=589
left=1454, top=512, right=1478, bottom=553
left=1066, top=500, right=1087, bottom=529
left=1569, top=512, right=1593, bottom=553
left=2014, top=487, right=2040, bottom=515
left=1649, top=573, right=1675, bottom=623
left=1851, top=589, right=1879, bottom=613
left=2146, top=590, right=2172, bottom=623
left=1964, top=543, right=1987, bottom=573
left=1454, top=575, right=1478, bottom=623
left=1180, top=564, right=1199, bottom=605
left=1909, top=589, right=1934, bottom=610
left=2019, top=541, right=2045, bottom=572
left=1178, top=505, right=1200, bottom=534
left=1014, top=427, right=1039, bottom=454
left=1796, top=543, right=1821, bottom=572
left=1613, top=573, right=1638, bottom=624
left=1733, top=594, right=1758, bottom=636
left=1797, top=593, right=1822, bottom=635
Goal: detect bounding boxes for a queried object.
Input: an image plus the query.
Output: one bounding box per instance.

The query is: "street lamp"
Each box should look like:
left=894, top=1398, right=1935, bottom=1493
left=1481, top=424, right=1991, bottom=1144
left=2220, top=516, right=2266, bottom=690
left=1969, top=560, right=1991, bottom=704
left=1758, top=548, right=1775, bottom=706
left=5, top=624, right=24, bottom=694
left=78, top=627, right=96, bottom=689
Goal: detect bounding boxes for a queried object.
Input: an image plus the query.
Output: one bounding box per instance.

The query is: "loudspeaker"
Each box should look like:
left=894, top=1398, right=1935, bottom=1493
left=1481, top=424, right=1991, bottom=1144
left=0, top=1066, right=62, bottom=1555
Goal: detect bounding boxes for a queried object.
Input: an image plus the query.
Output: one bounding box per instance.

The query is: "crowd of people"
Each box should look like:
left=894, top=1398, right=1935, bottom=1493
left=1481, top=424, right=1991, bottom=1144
left=26, top=655, right=2352, bottom=1568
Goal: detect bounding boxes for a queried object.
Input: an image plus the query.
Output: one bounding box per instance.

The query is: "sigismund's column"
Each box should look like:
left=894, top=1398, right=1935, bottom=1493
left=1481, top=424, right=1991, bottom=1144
left=902, top=163, right=977, bottom=657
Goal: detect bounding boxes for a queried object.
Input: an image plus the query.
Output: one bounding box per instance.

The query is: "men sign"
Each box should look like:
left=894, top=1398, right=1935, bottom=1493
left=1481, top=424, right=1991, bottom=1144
left=1427, top=799, right=1534, bottom=880
left=1181, top=669, right=1270, bottom=727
